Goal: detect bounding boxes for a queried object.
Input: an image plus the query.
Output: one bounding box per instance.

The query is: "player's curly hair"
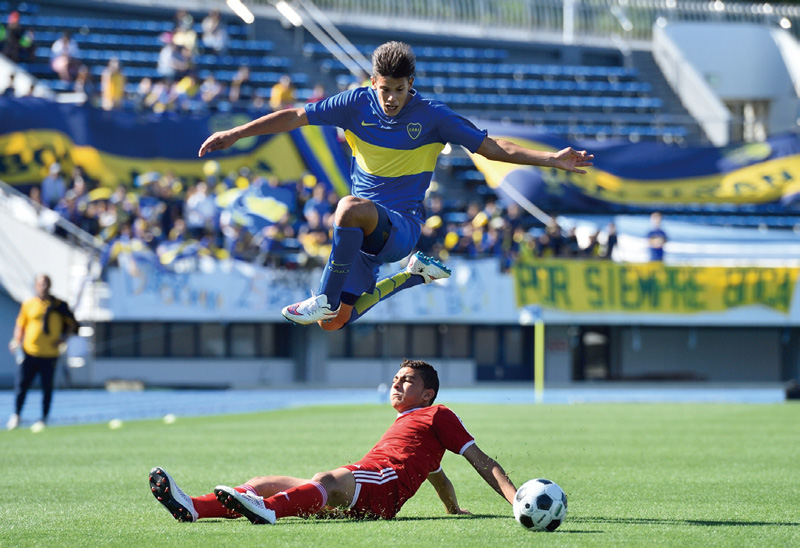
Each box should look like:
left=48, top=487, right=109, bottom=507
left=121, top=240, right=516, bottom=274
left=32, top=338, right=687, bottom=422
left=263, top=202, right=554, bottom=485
left=372, top=41, right=415, bottom=80
left=401, top=359, right=439, bottom=404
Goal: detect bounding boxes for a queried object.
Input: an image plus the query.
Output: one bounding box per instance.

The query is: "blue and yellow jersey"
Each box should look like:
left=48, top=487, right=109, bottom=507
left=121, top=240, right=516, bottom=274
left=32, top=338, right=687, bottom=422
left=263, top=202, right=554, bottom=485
left=305, top=86, right=487, bottom=222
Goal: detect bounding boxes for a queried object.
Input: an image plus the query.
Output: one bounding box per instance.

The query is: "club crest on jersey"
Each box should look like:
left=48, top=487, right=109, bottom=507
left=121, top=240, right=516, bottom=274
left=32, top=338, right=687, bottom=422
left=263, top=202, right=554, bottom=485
left=407, top=122, right=422, bottom=140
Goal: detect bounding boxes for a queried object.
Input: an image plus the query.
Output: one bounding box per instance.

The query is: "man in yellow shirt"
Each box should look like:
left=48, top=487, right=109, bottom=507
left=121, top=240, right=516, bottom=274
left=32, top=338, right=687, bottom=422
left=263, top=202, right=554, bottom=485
left=7, top=274, right=76, bottom=431
left=269, top=74, right=295, bottom=111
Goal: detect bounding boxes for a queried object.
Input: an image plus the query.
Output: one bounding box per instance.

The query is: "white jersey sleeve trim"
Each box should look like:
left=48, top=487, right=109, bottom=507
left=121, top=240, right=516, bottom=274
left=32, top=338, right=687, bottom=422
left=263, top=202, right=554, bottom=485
left=458, top=439, right=475, bottom=455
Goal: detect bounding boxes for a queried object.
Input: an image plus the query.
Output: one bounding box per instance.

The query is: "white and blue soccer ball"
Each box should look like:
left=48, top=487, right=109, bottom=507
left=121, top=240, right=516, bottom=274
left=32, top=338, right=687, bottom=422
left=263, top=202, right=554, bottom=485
left=512, top=478, right=567, bottom=532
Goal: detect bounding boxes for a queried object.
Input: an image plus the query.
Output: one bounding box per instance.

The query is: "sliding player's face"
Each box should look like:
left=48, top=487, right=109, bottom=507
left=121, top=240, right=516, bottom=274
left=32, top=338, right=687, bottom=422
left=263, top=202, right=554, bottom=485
left=372, top=75, right=414, bottom=117
left=390, top=367, right=433, bottom=412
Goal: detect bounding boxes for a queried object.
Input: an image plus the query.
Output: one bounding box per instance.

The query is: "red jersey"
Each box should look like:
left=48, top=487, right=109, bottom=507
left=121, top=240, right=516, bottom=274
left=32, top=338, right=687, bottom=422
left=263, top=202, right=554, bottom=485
left=356, top=404, right=475, bottom=496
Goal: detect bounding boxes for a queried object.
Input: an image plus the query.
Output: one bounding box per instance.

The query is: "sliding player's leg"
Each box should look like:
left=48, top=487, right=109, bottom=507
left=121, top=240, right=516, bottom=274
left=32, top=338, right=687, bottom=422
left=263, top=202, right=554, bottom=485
left=215, top=467, right=356, bottom=525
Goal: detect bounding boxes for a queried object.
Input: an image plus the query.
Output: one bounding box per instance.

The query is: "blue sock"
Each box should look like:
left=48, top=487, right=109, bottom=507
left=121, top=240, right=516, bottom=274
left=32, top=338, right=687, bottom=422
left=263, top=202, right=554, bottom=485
left=345, top=270, right=424, bottom=325
left=318, top=224, right=363, bottom=309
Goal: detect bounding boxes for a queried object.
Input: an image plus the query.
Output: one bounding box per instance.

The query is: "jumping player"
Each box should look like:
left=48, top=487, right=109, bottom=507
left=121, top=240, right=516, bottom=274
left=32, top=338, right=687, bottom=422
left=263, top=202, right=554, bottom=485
left=149, top=359, right=517, bottom=523
left=199, top=41, right=593, bottom=330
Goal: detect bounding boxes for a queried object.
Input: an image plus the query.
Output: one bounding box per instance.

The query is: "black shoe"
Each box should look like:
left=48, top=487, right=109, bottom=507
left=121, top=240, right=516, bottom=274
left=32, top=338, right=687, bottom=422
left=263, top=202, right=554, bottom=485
left=149, top=467, right=198, bottom=522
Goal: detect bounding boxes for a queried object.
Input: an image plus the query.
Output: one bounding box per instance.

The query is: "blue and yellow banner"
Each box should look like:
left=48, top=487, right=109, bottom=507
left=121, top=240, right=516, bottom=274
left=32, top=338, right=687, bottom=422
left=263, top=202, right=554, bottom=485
left=513, top=254, right=799, bottom=314
left=290, top=124, right=351, bottom=197
left=471, top=122, right=800, bottom=212
left=0, top=97, right=345, bottom=189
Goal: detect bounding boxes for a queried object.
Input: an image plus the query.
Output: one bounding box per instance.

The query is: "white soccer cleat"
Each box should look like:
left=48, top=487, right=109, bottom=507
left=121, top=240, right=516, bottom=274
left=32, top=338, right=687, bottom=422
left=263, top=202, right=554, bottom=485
left=6, top=414, right=19, bottom=431
left=149, top=467, right=199, bottom=522
left=30, top=420, right=45, bottom=433
left=406, top=251, right=451, bottom=284
left=281, top=293, right=340, bottom=325
left=214, top=485, right=276, bottom=525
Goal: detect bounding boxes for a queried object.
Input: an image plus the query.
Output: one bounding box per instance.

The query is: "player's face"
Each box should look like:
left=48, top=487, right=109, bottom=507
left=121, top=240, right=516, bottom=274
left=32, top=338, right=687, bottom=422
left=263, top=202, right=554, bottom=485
left=372, top=75, right=414, bottom=117
left=34, top=276, right=51, bottom=299
left=390, top=367, right=433, bottom=412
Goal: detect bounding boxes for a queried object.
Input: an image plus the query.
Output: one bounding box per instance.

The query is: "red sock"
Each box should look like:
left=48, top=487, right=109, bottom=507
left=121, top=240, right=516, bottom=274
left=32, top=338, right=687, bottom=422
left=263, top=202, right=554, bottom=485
left=264, top=482, right=328, bottom=519
left=192, top=485, right=255, bottom=519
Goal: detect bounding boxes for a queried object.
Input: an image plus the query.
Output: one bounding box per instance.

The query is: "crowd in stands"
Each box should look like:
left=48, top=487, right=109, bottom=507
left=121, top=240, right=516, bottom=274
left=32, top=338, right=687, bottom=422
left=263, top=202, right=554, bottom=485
left=0, top=7, right=325, bottom=113
left=4, top=6, right=622, bottom=270
left=26, top=155, right=618, bottom=273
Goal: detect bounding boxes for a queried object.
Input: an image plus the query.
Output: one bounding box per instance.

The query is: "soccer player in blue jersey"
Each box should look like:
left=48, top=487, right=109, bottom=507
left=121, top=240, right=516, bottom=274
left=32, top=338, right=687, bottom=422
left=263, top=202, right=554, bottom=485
left=199, top=41, right=593, bottom=329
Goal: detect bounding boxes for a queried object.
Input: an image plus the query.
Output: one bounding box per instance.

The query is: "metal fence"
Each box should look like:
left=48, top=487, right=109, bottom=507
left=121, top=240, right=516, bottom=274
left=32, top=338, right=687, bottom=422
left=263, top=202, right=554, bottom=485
left=257, top=0, right=800, bottom=46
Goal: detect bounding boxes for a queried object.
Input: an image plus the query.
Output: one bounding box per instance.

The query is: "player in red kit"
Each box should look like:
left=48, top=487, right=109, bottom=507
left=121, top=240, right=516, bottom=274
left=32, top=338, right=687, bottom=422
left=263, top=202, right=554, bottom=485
left=149, top=359, right=517, bottom=523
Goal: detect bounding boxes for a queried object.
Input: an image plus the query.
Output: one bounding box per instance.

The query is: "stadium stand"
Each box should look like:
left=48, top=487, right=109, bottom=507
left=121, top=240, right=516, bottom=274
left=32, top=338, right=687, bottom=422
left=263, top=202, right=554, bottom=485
left=5, top=0, right=697, bottom=142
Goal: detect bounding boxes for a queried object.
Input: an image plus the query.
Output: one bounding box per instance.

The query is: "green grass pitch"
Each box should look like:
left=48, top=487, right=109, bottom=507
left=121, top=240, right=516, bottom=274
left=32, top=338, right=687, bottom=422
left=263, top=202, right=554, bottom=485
left=1, top=402, right=798, bottom=547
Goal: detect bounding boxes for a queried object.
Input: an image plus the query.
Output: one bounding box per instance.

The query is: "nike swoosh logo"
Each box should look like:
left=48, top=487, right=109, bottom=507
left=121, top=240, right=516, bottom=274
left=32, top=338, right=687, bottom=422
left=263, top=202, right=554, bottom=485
left=361, top=121, right=378, bottom=126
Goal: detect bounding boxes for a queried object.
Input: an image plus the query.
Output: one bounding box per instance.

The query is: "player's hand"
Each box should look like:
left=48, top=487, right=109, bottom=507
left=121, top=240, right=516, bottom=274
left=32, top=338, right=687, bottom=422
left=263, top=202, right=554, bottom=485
left=198, top=130, right=239, bottom=157
left=553, top=147, right=594, bottom=174
left=455, top=508, right=471, bottom=515
left=8, top=339, right=19, bottom=354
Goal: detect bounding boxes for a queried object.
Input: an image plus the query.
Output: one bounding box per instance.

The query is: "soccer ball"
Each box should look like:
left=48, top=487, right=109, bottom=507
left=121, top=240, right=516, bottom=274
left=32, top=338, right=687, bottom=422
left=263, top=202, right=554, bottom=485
left=512, top=478, right=567, bottom=532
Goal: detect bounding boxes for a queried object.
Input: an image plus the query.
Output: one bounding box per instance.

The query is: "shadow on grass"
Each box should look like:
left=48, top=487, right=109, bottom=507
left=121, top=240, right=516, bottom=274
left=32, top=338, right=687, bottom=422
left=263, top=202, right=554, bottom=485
left=573, top=516, right=800, bottom=527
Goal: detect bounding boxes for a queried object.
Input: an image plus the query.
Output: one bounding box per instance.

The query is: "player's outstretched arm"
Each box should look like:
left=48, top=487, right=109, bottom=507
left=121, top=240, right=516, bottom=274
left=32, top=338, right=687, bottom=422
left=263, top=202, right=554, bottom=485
left=462, top=444, right=517, bottom=505
left=198, top=107, right=309, bottom=157
left=475, top=136, right=594, bottom=174
left=427, top=468, right=470, bottom=515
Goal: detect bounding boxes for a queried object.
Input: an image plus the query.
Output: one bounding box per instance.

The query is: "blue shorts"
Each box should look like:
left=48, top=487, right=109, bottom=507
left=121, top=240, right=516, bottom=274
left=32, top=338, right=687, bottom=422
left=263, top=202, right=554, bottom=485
left=342, top=204, right=421, bottom=298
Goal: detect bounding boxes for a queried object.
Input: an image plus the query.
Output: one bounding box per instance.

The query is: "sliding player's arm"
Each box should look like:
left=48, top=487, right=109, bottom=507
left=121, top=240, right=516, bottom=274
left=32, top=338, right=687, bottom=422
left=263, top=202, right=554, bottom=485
left=462, top=444, right=517, bottom=505
left=198, top=107, right=308, bottom=157
left=427, top=468, right=470, bottom=515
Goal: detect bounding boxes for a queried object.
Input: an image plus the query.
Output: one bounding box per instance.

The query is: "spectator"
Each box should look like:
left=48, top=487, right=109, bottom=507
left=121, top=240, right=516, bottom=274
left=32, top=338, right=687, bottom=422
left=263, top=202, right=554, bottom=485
left=50, top=31, right=81, bottom=82
left=228, top=65, right=252, bottom=106
left=647, top=212, right=667, bottom=262
left=172, top=13, right=198, bottom=56
left=184, top=181, right=218, bottom=239
left=603, top=221, right=617, bottom=260
left=2, top=72, right=16, bottom=97
left=199, top=74, right=223, bottom=107
left=157, top=42, right=188, bottom=80
left=269, top=74, right=295, bottom=111
left=201, top=9, right=228, bottom=54
left=144, top=78, right=175, bottom=113
left=303, top=183, right=332, bottom=223
left=582, top=229, right=601, bottom=258
left=563, top=226, right=581, bottom=257
left=133, top=77, right=153, bottom=111
left=74, top=65, right=98, bottom=105
left=2, top=11, right=34, bottom=63
left=173, top=73, right=200, bottom=112
left=7, top=274, right=77, bottom=432
left=308, top=83, right=326, bottom=103
left=100, top=57, right=126, bottom=111
left=298, top=208, right=332, bottom=265
left=28, top=186, right=43, bottom=212
left=41, top=163, right=66, bottom=209
left=54, top=190, right=82, bottom=228
left=544, top=218, right=563, bottom=256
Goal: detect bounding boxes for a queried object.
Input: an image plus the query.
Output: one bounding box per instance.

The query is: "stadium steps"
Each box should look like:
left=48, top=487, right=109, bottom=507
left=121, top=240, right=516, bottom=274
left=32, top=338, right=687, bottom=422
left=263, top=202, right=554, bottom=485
left=629, top=50, right=705, bottom=144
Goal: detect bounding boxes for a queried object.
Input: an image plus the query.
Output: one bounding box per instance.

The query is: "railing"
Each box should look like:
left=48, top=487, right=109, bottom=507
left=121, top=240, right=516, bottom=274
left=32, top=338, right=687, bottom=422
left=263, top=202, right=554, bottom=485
left=255, top=0, right=800, bottom=47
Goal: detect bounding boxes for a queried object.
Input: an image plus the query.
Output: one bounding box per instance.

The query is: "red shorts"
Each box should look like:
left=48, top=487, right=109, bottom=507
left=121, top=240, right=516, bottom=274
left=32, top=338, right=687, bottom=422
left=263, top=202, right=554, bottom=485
left=341, top=461, right=413, bottom=520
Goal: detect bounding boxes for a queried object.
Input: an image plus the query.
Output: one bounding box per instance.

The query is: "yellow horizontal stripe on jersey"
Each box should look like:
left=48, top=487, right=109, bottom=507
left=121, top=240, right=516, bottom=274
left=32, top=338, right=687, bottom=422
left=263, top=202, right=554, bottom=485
left=345, top=130, right=444, bottom=177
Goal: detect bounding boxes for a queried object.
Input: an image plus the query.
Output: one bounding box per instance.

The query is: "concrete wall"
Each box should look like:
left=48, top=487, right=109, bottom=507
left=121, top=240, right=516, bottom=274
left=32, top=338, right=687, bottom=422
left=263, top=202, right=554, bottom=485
left=660, top=22, right=800, bottom=136
left=87, top=358, right=297, bottom=388
left=616, top=326, right=781, bottom=382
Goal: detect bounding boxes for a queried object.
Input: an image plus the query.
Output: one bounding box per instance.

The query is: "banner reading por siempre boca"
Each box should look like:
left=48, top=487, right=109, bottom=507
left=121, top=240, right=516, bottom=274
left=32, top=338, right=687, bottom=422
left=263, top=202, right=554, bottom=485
left=513, top=255, right=799, bottom=314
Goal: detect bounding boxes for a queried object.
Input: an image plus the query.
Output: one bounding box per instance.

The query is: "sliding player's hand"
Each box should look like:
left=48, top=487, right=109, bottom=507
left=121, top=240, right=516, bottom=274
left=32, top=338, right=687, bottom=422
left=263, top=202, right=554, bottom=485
left=198, top=130, right=238, bottom=157
left=553, top=147, right=594, bottom=174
